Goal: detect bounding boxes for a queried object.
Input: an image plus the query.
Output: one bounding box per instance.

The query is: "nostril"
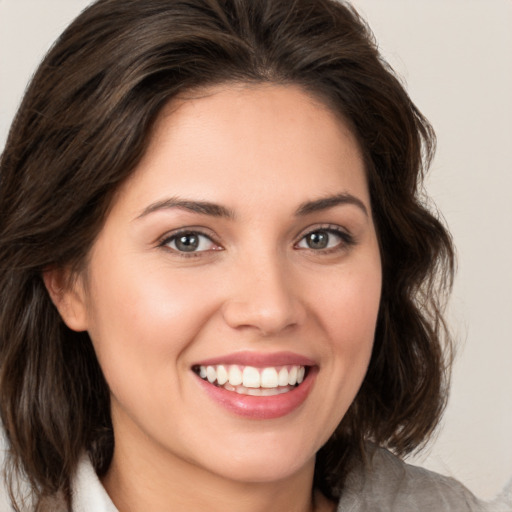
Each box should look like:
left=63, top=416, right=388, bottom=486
left=221, top=297, right=303, bottom=336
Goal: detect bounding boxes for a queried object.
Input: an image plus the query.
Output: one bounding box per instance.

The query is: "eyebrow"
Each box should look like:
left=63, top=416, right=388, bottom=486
left=295, top=193, right=369, bottom=217
left=136, top=197, right=235, bottom=220
left=136, top=192, right=368, bottom=221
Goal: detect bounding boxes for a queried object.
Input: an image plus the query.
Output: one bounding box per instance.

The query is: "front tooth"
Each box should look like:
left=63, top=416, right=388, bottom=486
left=278, top=367, right=289, bottom=386
left=216, top=365, right=228, bottom=385
left=297, top=366, right=305, bottom=384
left=228, top=365, right=243, bottom=386
left=288, top=366, right=298, bottom=385
left=242, top=366, right=260, bottom=388
left=261, top=367, right=278, bottom=388
left=206, top=366, right=216, bottom=383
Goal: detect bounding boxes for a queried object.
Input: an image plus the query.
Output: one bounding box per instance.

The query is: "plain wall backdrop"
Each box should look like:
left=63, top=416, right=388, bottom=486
left=1, top=0, right=511, bottom=501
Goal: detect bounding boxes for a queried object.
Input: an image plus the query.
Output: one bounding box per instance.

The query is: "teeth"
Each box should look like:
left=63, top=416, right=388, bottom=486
left=216, top=365, right=228, bottom=385
left=288, top=366, right=298, bottom=386
left=225, top=383, right=293, bottom=396
left=196, top=364, right=307, bottom=391
left=261, top=367, right=278, bottom=388
left=278, top=367, right=289, bottom=386
left=206, top=366, right=216, bottom=383
left=228, top=365, right=243, bottom=386
left=242, top=366, right=260, bottom=388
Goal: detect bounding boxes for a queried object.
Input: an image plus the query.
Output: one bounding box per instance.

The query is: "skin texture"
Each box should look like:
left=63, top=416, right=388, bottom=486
left=47, top=84, right=382, bottom=512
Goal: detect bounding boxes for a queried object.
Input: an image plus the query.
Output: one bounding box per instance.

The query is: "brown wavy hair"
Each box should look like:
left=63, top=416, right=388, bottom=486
left=0, top=0, right=454, bottom=508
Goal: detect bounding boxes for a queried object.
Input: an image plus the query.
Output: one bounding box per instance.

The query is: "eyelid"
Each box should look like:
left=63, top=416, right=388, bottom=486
left=157, top=227, right=223, bottom=254
left=294, top=224, right=355, bottom=250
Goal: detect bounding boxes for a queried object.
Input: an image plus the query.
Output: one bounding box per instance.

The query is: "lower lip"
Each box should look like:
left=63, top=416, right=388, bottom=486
left=195, top=369, right=317, bottom=419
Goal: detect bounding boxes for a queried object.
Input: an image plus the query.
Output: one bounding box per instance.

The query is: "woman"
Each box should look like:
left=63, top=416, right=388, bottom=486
left=0, top=0, right=497, bottom=511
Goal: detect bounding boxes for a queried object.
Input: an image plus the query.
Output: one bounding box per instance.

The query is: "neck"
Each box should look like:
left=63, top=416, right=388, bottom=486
left=102, top=430, right=334, bottom=512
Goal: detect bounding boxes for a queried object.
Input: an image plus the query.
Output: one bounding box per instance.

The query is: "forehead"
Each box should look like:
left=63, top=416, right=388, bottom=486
left=114, top=83, right=369, bottom=215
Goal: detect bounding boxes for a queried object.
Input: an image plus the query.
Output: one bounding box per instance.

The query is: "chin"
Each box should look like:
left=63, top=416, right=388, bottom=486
left=209, top=454, right=315, bottom=484
left=191, top=430, right=320, bottom=484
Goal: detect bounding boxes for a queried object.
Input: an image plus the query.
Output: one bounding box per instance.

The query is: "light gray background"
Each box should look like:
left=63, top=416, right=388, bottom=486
left=1, top=0, right=511, bottom=501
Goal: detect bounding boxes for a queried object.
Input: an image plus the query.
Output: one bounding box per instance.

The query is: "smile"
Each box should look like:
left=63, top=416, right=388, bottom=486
left=193, top=364, right=306, bottom=396
left=192, top=352, right=317, bottom=419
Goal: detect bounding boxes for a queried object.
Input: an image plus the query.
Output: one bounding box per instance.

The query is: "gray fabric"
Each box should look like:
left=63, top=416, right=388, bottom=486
left=337, top=446, right=491, bottom=511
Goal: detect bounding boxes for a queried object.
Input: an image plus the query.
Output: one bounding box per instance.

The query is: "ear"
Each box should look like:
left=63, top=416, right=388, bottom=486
left=43, top=267, right=89, bottom=332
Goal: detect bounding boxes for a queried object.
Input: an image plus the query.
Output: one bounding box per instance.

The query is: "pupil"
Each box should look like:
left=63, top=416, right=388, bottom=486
left=308, top=231, right=328, bottom=249
left=176, top=234, right=199, bottom=252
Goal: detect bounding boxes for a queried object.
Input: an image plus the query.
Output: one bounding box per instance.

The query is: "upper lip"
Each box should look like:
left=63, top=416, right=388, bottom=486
left=192, top=351, right=316, bottom=368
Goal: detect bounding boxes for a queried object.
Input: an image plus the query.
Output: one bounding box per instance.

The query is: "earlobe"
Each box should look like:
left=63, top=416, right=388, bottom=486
left=43, top=267, right=89, bottom=332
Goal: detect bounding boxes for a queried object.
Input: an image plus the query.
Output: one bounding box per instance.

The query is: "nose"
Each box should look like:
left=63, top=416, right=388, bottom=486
left=221, top=254, right=305, bottom=337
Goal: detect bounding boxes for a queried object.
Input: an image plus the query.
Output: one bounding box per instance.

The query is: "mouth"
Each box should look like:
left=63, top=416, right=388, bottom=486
left=192, top=364, right=309, bottom=397
left=191, top=352, right=317, bottom=419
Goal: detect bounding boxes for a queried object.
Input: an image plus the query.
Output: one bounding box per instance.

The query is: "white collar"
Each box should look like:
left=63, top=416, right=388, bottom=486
left=71, top=454, right=118, bottom=512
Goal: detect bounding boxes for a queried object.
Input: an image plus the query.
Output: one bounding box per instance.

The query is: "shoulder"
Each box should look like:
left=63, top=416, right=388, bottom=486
left=337, top=445, right=490, bottom=512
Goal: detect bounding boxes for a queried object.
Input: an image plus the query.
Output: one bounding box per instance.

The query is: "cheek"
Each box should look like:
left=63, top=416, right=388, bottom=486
left=294, top=260, right=381, bottom=442
left=84, top=259, right=219, bottom=392
left=309, top=257, right=381, bottom=401
left=313, top=263, right=382, bottom=347
left=82, top=264, right=225, bottom=436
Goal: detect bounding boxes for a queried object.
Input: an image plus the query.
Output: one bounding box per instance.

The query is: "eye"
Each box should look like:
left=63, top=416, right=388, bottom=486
left=161, top=231, right=220, bottom=253
left=296, top=228, right=352, bottom=251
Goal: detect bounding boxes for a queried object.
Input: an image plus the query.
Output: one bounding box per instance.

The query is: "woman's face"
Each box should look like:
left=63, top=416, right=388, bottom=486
left=62, top=84, right=381, bottom=485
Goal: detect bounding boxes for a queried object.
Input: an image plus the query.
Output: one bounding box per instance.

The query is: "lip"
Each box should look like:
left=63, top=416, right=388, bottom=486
left=192, top=350, right=316, bottom=368
left=194, top=361, right=318, bottom=420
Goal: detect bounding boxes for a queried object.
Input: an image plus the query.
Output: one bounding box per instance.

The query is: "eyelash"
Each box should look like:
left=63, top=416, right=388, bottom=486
left=158, top=229, right=221, bottom=258
left=295, top=225, right=355, bottom=254
left=158, top=225, right=355, bottom=258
